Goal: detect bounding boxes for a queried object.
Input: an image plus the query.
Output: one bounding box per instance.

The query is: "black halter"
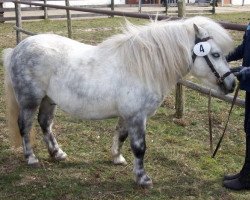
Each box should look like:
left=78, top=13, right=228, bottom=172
left=192, top=37, right=231, bottom=85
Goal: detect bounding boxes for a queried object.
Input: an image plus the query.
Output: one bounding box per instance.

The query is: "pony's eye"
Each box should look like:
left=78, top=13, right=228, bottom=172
left=211, top=53, right=220, bottom=58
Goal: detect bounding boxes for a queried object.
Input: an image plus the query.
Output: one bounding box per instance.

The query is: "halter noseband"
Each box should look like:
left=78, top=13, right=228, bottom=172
left=192, top=37, right=231, bottom=85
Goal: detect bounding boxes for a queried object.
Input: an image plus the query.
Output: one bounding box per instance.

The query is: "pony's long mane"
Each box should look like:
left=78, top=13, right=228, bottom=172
left=99, top=16, right=233, bottom=94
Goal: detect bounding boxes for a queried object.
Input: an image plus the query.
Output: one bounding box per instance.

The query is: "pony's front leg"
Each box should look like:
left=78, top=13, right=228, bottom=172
left=111, top=117, right=128, bottom=165
left=128, top=116, right=152, bottom=188
left=18, top=108, right=39, bottom=166
left=38, top=96, right=67, bottom=161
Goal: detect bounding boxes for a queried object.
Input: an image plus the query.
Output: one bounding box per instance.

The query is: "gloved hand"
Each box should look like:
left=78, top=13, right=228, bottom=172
left=230, top=66, right=244, bottom=74
left=233, top=66, right=250, bottom=81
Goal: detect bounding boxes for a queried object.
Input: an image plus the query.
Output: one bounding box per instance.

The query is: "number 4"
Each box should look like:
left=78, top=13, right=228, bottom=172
left=200, top=45, right=205, bottom=53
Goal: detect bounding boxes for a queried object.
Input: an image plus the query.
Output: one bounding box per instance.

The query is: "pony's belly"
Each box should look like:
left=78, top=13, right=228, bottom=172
left=49, top=93, right=118, bottom=120
left=69, top=104, right=118, bottom=120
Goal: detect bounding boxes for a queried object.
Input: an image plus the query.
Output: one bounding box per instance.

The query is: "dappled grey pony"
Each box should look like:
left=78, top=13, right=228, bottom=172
left=3, top=16, right=235, bottom=187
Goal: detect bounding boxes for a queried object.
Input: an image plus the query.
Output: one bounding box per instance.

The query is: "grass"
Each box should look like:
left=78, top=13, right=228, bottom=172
left=0, top=12, right=250, bottom=199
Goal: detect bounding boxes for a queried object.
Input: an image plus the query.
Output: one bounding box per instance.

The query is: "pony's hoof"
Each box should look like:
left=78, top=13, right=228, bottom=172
left=27, top=156, right=40, bottom=167
left=113, top=155, right=127, bottom=165
left=136, top=174, right=153, bottom=188
left=54, top=149, right=67, bottom=161
left=28, top=162, right=40, bottom=168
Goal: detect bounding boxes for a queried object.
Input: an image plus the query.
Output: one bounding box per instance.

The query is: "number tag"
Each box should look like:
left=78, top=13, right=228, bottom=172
left=193, top=42, right=211, bottom=57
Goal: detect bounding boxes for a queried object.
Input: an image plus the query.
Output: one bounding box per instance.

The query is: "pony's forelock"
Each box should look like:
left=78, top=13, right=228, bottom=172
left=184, top=16, right=234, bottom=55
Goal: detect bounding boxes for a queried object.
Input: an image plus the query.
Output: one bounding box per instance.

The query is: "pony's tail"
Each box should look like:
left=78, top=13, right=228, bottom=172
left=3, top=49, right=36, bottom=147
left=3, top=48, right=22, bottom=147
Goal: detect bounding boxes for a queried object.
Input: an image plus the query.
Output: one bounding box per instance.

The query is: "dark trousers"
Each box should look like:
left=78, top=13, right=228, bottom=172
left=241, top=93, right=250, bottom=172
left=245, top=92, right=250, bottom=135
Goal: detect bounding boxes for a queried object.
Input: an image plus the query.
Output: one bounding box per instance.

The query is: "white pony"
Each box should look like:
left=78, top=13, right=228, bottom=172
left=3, top=16, right=235, bottom=187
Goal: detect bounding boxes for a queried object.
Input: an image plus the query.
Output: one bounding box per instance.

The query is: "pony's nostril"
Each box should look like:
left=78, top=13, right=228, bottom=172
left=232, top=80, right=236, bottom=89
left=229, top=88, right=234, bottom=93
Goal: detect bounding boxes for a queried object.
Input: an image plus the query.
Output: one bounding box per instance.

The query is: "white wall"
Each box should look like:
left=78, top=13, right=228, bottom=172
left=4, top=0, right=126, bottom=8
left=231, top=0, right=250, bottom=5
left=3, top=0, right=250, bottom=7
left=49, top=0, right=125, bottom=6
left=188, top=0, right=196, bottom=3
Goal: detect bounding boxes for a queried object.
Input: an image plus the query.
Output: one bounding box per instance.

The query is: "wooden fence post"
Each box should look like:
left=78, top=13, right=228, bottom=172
left=175, top=83, right=184, bottom=118
left=44, top=0, right=48, bottom=19
left=138, top=0, right=142, bottom=13
left=212, top=0, right=216, bottom=14
left=0, top=2, right=4, bottom=23
left=15, top=0, right=22, bottom=44
left=111, top=0, right=114, bottom=17
left=65, top=0, right=72, bottom=38
left=165, top=0, right=168, bottom=15
left=175, top=0, right=186, bottom=118
left=177, top=0, right=185, bottom=17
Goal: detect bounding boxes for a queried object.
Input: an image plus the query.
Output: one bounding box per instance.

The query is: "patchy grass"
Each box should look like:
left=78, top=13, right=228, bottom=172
left=0, top=13, right=250, bottom=199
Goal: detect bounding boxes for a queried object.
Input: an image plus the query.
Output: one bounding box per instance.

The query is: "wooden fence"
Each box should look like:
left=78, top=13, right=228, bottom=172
left=0, top=0, right=168, bottom=22
left=0, top=0, right=216, bottom=22
left=1, top=0, right=118, bottom=22
left=11, top=0, right=248, bottom=118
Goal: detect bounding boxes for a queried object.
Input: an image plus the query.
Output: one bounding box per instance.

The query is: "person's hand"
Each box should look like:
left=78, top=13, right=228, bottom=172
left=230, top=66, right=244, bottom=74
left=234, top=66, right=250, bottom=81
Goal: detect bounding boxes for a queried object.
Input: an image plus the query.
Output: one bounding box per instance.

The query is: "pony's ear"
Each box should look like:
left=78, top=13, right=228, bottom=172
left=193, top=23, right=209, bottom=39
left=193, top=23, right=199, bottom=34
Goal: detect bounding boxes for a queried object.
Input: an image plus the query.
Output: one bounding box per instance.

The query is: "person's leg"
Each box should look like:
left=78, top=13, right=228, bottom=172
left=223, top=92, right=250, bottom=190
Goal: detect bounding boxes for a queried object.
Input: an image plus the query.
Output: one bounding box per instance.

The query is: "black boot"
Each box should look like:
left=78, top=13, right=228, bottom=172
left=223, top=135, right=250, bottom=190
left=223, top=163, right=250, bottom=190
left=223, top=172, right=240, bottom=181
left=223, top=175, right=250, bottom=190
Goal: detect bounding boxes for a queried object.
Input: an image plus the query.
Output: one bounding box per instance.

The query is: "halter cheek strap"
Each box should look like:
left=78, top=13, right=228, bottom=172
left=192, top=36, right=231, bottom=85
left=192, top=36, right=211, bottom=62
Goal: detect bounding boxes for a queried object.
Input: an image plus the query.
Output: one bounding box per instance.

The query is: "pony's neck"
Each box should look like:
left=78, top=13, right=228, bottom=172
left=100, top=21, right=194, bottom=96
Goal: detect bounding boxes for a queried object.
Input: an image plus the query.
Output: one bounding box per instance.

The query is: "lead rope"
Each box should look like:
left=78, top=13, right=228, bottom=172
left=212, top=83, right=240, bottom=158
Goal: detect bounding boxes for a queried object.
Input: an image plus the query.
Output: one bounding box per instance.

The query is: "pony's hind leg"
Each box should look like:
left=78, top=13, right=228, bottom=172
left=127, top=115, right=152, bottom=188
left=111, top=117, right=128, bottom=165
left=18, top=106, right=39, bottom=166
left=38, top=96, right=67, bottom=161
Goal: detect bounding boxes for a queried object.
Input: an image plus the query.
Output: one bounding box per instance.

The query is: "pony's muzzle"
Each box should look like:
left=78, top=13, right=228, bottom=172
left=221, top=76, right=236, bottom=95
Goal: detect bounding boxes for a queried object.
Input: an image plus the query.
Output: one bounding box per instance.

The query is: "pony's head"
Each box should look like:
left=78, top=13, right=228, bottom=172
left=187, top=17, right=235, bottom=95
